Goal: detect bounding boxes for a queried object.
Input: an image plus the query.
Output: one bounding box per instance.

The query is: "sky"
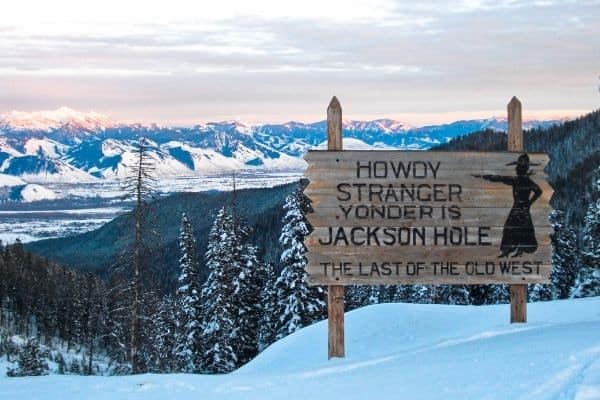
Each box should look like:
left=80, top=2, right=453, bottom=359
left=0, top=0, right=599, bottom=126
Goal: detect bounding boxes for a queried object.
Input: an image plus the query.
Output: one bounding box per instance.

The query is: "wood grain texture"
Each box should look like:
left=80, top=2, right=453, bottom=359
left=507, top=97, right=523, bottom=153
left=307, top=206, right=552, bottom=228
left=307, top=246, right=553, bottom=264
left=307, top=265, right=552, bottom=285
left=508, top=96, right=527, bottom=324
left=305, top=186, right=554, bottom=209
left=305, top=150, right=548, bottom=169
left=328, top=285, right=345, bottom=358
left=307, top=226, right=553, bottom=247
left=510, top=283, right=528, bottom=322
left=327, top=97, right=343, bottom=151
left=326, top=96, right=344, bottom=359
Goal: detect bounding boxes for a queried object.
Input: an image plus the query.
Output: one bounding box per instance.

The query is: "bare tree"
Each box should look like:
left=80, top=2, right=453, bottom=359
left=123, top=137, right=156, bottom=373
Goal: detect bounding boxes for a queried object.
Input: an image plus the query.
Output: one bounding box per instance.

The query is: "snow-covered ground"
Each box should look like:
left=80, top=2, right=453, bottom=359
left=0, top=170, right=302, bottom=243
left=1, top=297, right=599, bottom=399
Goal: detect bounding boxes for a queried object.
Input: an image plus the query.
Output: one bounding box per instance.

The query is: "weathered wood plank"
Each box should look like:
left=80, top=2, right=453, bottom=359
left=305, top=168, right=549, bottom=183
left=305, top=186, right=554, bottom=209
left=305, top=150, right=548, bottom=165
left=306, top=245, right=552, bottom=263
left=306, top=264, right=551, bottom=285
left=307, top=207, right=552, bottom=228
left=307, top=226, right=553, bottom=247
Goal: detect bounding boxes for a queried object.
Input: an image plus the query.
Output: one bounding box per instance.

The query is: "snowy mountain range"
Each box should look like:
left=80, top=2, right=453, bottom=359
left=0, top=107, right=561, bottom=200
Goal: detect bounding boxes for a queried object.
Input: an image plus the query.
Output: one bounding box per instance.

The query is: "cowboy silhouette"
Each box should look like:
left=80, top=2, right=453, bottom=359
left=473, top=153, right=543, bottom=258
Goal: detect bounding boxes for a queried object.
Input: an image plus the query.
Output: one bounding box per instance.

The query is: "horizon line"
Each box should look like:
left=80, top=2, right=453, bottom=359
left=0, top=106, right=593, bottom=129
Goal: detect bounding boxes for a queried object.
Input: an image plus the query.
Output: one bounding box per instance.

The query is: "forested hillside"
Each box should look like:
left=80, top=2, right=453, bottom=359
left=27, top=183, right=298, bottom=289
left=434, top=109, right=600, bottom=226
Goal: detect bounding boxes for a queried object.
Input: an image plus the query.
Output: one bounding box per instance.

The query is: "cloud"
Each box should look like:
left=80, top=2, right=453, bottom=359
left=0, top=0, right=598, bottom=122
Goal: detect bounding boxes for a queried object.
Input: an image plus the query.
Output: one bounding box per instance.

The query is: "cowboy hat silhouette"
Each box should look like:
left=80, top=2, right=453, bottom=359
left=506, top=153, right=540, bottom=167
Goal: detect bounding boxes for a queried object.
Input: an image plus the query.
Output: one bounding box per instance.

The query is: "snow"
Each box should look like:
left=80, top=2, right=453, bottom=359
left=0, top=173, right=25, bottom=187
left=1, top=107, right=115, bottom=131
left=12, top=184, right=59, bottom=202
left=23, top=138, right=67, bottom=158
left=316, top=138, right=392, bottom=150
left=1, top=297, right=599, bottom=399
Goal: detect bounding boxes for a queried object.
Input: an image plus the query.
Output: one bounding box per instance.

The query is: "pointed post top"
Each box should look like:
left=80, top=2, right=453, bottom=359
left=328, top=96, right=341, bottom=111
left=508, top=96, right=521, bottom=108
left=507, top=96, right=523, bottom=152
left=327, top=96, right=342, bottom=151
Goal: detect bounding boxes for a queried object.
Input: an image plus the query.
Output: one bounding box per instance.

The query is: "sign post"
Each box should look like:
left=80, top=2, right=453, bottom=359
left=327, top=96, right=345, bottom=359
left=508, top=96, right=527, bottom=323
left=306, top=96, right=553, bottom=357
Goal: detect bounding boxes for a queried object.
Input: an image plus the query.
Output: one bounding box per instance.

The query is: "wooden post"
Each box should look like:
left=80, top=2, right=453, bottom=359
left=507, top=96, right=527, bottom=323
left=327, top=96, right=345, bottom=358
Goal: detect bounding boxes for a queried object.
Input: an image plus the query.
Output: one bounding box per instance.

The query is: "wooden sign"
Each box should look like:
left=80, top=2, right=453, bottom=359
left=304, top=150, right=553, bottom=285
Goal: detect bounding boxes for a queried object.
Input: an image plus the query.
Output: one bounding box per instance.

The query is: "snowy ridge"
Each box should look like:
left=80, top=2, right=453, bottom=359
left=1, top=107, right=115, bottom=132
left=1, top=297, right=598, bottom=399
left=0, top=107, right=562, bottom=201
left=8, top=184, right=60, bottom=202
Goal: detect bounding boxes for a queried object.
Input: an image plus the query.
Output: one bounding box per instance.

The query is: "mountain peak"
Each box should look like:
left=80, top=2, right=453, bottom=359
left=343, top=119, right=413, bottom=132
left=1, top=107, right=116, bottom=132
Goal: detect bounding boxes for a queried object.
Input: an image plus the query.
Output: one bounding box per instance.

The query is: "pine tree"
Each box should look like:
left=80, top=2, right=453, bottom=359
left=275, top=191, right=325, bottom=339
left=528, top=283, right=555, bottom=302
left=409, top=284, right=433, bottom=304
left=572, top=175, right=600, bottom=297
left=437, top=285, right=470, bottom=305
left=175, top=213, right=203, bottom=372
left=393, top=285, right=412, bottom=303
left=258, top=262, right=277, bottom=352
left=487, top=284, right=509, bottom=304
left=233, top=238, right=264, bottom=365
left=549, top=210, right=579, bottom=299
left=366, top=286, right=380, bottom=305
left=152, top=295, right=178, bottom=373
left=201, top=208, right=239, bottom=373
left=7, top=338, right=49, bottom=377
left=122, top=137, right=156, bottom=373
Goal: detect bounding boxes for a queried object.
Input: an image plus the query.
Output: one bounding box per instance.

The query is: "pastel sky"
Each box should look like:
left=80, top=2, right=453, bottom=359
left=1, top=0, right=599, bottom=126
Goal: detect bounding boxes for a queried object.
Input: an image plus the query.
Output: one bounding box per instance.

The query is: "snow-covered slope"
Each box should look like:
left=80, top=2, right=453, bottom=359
left=0, top=107, right=115, bottom=132
left=1, top=297, right=598, bottom=400
left=0, top=173, right=25, bottom=187
left=8, top=184, right=60, bottom=202
left=0, top=107, right=562, bottom=188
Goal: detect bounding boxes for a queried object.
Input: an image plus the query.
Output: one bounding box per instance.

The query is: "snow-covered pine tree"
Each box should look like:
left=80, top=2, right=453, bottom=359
left=487, top=284, right=509, bottom=304
left=549, top=210, right=579, bottom=299
left=7, top=338, right=49, bottom=377
left=201, top=208, right=239, bottom=373
left=528, top=283, right=555, bottom=302
left=152, top=295, right=178, bottom=373
left=344, top=286, right=365, bottom=310
left=258, top=262, right=277, bottom=352
left=275, top=191, right=325, bottom=340
left=366, top=286, right=380, bottom=305
left=175, top=213, right=203, bottom=372
left=378, top=285, right=397, bottom=303
left=437, top=285, right=470, bottom=305
left=572, top=184, right=600, bottom=297
left=232, top=230, right=264, bottom=365
left=409, top=284, right=433, bottom=304
left=392, top=285, right=412, bottom=303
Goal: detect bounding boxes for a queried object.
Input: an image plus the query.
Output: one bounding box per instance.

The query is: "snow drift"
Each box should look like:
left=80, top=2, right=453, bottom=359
left=1, top=297, right=599, bottom=399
